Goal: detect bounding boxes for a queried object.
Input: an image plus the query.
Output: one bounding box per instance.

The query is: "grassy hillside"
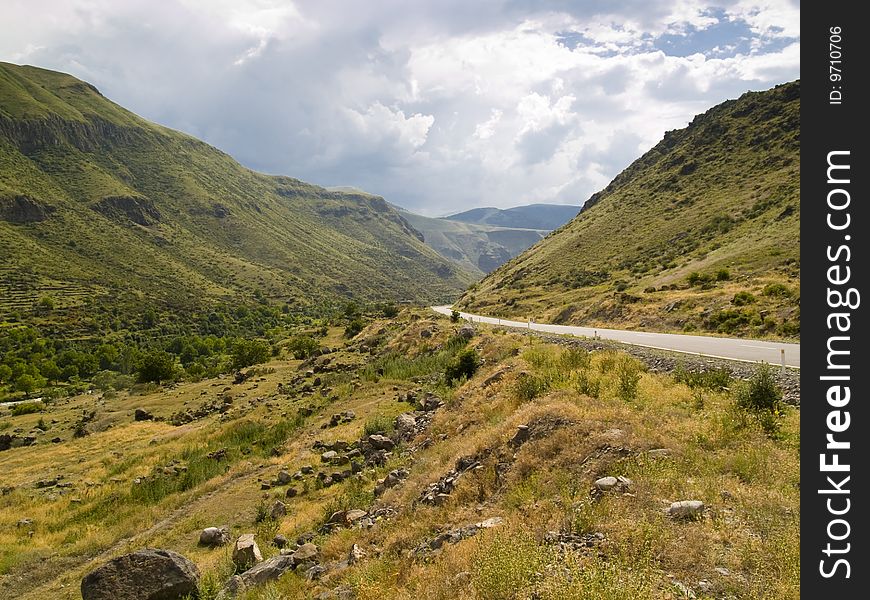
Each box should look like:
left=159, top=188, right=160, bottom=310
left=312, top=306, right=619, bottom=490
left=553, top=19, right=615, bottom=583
left=399, top=209, right=548, bottom=276
left=0, top=310, right=798, bottom=599
left=458, top=82, right=800, bottom=340
left=0, top=63, right=472, bottom=331
left=445, top=203, right=579, bottom=231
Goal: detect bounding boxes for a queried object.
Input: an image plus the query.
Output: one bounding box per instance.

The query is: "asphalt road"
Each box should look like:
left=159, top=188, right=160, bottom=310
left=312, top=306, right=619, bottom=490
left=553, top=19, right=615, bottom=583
left=432, top=306, right=800, bottom=368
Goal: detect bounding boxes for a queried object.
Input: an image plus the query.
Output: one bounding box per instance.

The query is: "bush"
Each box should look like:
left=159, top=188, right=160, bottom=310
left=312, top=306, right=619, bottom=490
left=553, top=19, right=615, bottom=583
left=382, top=303, right=399, bottom=318
left=734, top=364, right=784, bottom=436
left=344, top=318, right=365, bottom=338
left=762, top=283, right=792, bottom=297
left=286, top=335, right=319, bottom=359
left=715, top=268, right=731, bottom=281
left=513, top=373, right=548, bottom=402
left=616, top=358, right=642, bottom=401
left=363, top=414, right=395, bottom=436
left=575, top=371, right=600, bottom=398
left=11, top=401, right=45, bottom=416
left=445, top=348, right=480, bottom=384
left=673, top=366, right=732, bottom=391
left=732, top=291, right=756, bottom=306
left=450, top=310, right=461, bottom=323
left=137, top=350, right=177, bottom=383
left=231, top=339, right=271, bottom=370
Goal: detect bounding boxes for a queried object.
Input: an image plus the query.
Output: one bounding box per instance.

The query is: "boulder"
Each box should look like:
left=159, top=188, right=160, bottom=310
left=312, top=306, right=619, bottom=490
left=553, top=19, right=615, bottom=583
left=367, top=434, right=395, bottom=451
left=508, top=425, right=530, bottom=448
left=270, top=500, right=287, bottom=520
left=320, top=450, right=339, bottom=462
left=394, top=413, right=417, bottom=438
left=457, top=325, right=475, bottom=340
left=273, top=534, right=290, bottom=549
left=275, top=470, right=292, bottom=485
left=232, top=533, right=263, bottom=568
left=420, top=395, right=443, bottom=411
left=199, top=526, right=230, bottom=547
left=594, top=476, right=632, bottom=492
left=236, top=554, right=296, bottom=588
left=80, top=549, right=199, bottom=600
left=134, top=408, right=154, bottom=422
left=668, top=500, right=705, bottom=520
left=291, top=542, right=319, bottom=564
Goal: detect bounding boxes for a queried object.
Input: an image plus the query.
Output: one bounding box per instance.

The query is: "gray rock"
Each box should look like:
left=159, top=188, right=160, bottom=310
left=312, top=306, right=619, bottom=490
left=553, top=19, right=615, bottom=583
left=232, top=533, right=263, bottom=568
left=367, top=434, right=395, bottom=451
left=668, top=500, right=705, bottom=520
left=457, top=325, right=475, bottom=339
left=348, top=543, right=366, bottom=564
left=236, top=554, right=296, bottom=587
left=81, top=549, right=199, bottom=600
left=394, top=413, right=417, bottom=438
left=273, top=534, right=289, bottom=549
left=133, top=408, right=154, bottom=421
left=594, top=476, right=632, bottom=492
left=270, top=500, right=287, bottom=520
left=321, top=450, right=339, bottom=462
left=199, top=526, right=230, bottom=547
left=275, top=470, right=292, bottom=485
left=305, top=564, right=328, bottom=581
left=290, top=542, right=319, bottom=564
left=509, top=425, right=530, bottom=448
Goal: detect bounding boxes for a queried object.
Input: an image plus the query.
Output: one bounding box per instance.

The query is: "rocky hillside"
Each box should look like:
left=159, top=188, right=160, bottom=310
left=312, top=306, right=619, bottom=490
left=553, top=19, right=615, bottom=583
left=0, top=309, right=798, bottom=599
left=458, top=81, right=800, bottom=340
left=0, top=63, right=472, bottom=328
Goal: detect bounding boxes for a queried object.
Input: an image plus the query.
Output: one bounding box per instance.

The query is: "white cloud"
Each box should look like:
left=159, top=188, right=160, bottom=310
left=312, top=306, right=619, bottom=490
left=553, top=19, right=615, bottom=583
left=0, top=0, right=800, bottom=215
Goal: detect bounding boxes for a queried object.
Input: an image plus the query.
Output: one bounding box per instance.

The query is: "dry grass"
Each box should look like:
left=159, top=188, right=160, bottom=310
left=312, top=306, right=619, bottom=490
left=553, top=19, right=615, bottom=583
left=0, top=312, right=799, bottom=599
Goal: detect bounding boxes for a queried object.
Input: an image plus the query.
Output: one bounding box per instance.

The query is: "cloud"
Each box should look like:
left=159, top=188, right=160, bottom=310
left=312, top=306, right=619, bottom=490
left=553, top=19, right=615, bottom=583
left=0, top=0, right=800, bottom=215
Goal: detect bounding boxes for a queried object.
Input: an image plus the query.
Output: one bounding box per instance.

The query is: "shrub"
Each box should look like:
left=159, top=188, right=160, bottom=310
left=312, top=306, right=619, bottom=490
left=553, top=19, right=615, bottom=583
left=445, top=348, right=480, bottom=383
left=363, top=414, right=395, bottom=436
left=450, top=310, right=461, bottom=323
left=734, top=364, right=784, bottom=437
left=231, top=339, right=271, bottom=370
left=382, top=303, right=399, bottom=318
left=732, top=291, right=756, bottom=306
left=11, top=401, right=44, bottom=416
left=762, top=283, right=792, bottom=297
left=286, top=335, right=319, bottom=359
left=514, top=373, right=548, bottom=402
left=473, top=530, right=546, bottom=600
left=715, top=268, right=731, bottom=281
left=575, top=371, right=600, bottom=398
left=344, top=318, right=365, bottom=338
left=673, top=366, right=732, bottom=391
left=616, top=358, right=642, bottom=401
left=137, top=350, right=177, bottom=383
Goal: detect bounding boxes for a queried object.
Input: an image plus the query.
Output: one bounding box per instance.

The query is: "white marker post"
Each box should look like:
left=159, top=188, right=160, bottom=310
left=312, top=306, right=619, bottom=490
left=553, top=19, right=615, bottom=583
left=780, top=348, right=786, bottom=373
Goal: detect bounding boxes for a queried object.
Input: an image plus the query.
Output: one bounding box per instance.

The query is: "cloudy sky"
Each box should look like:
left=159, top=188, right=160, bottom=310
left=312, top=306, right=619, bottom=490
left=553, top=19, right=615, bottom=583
left=1, top=1, right=799, bottom=216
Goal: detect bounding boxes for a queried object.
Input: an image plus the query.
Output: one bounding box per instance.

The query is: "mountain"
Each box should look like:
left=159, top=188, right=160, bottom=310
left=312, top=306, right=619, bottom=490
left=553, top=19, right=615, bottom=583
left=0, top=63, right=473, bottom=325
left=445, top=203, right=579, bottom=230
left=396, top=208, right=549, bottom=275
left=458, top=81, right=800, bottom=339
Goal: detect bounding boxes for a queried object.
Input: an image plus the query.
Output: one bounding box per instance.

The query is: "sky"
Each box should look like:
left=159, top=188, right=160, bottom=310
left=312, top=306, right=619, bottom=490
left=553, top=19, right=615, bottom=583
left=0, top=1, right=800, bottom=216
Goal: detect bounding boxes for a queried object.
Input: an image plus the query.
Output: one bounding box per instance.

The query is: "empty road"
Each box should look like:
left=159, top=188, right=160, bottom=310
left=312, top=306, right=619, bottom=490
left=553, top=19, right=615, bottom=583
left=432, top=306, right=800, bottom=368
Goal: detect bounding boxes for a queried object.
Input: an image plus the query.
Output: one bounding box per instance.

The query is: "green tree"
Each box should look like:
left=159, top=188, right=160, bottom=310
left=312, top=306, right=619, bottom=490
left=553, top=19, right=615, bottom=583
left=445, top=348, right=480, bottom=383
left=231, top=339, right=271, bottom=370
left=0, top=364, right=12, bottom=384
left=39, top=359, right=62, bottom=384
left=137, top=350, right=177, bottom=384
left=14, top=373, right=39, bottom=396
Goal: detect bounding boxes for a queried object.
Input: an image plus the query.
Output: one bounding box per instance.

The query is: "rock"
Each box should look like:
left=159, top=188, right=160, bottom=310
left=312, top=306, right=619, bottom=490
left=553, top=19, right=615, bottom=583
left=321, top=450, right=339, bottom=462
left=232, top=534, right=263, bottom=568
left=348, top=543, right=366, bottom=564
left=235, top=554, right=296, bottom=588
left=420, top=395, right=443, bottom=411
left=305, top=564, right=328, bottom=581
left=367, top=434, right=395, bottom=451
left=594, top=476, right=632, bottom=492
left=475, top=517, right=503, bottom=529
left=273, top=534, right=289, bottom=549
left=509, top=425, right=530, bottom=448
left=275, top=470, right=292, bottom=485
left=668, top=500, right=705, bottom=520
left=296, top=531, right=316, bottom=546
left=291, top=542, right=319, bottom=564
left=199, top=526, right=230, bottom=547
left=647, top=448, right=672, bottom=458
left=344, top=509, right=368, bottom=525
left=285, top=487, right=298, bottom=498
left=457, top=325, right=475, bottom=339
left=80, top=549, right=199, bottom=600
left=17, top=518, right=33, bottom=528
left=133, top=408, right=154, bottom=422
left=270, top=500, right=287, bottom=520
left=394, top=413, right=417, bottom=438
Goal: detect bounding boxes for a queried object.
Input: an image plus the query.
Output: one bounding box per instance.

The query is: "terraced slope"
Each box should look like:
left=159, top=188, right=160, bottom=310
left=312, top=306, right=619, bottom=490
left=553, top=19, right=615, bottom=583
left=458, top=81, right=800, bottom=339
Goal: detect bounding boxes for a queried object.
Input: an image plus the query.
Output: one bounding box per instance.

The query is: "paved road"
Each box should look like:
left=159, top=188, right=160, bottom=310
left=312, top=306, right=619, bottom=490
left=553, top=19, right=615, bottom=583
left=432, top=306, right=800, bottom=368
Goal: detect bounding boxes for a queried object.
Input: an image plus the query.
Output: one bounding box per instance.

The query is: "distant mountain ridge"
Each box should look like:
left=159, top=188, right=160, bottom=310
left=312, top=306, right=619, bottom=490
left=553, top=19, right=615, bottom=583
left=0, top=62, right=473, bottom=327
left=459, top=81, right=800, bottom=339
left=445, top=203, right=579, bottom=231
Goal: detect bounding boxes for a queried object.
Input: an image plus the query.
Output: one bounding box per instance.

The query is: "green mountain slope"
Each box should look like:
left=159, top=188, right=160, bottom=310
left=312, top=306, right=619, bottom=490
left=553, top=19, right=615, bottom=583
left=398, top=209, right=549, bottom=275
left=0, top=63, right=472, bottom=324
left=445, top=203, right=579, bottom=230
left=459, top=81, right=800, bottom=339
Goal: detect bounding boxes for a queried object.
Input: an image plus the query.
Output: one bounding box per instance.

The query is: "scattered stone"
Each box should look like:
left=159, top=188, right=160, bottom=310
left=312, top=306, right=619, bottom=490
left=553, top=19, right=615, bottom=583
left=285, top=487, right=298, bottom=498
left=80, top=549, right=199, bottom=600
left=420, top=395, right=443, bottom=411
left=593, top=475, right=633, bottom=493
left=348, top=544, right=366, bottom=564
left=273, top=534, right=289, bottom=549
left=394, top=413, right=417, bottom=439
left=133, top=408, right=154, bottom=422
left=668, top=500, right=705, bottom=520
left=270, top=500, right=287, bottom=520
left=457, top=325, right=475, bottom=339
left=367, top=434, right=395, bottom=451
left=509, top=425, right=530, bottom=448
left=232, top=534, right=263, bottom=568
left=305, top=564, right=328, bottom=581
left=199, top=526, right=230, bottom=547
left=647, top=448, right=672, bottom=458
left=291, top=542, right=319, bottom=564
left=275, top=470, right=292, bottom=485
left=544, top=530, right=605, bottom=552
left=321, top=450, right=339, bottom=462
left=17, top=518, right=33, bottom=528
